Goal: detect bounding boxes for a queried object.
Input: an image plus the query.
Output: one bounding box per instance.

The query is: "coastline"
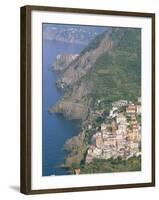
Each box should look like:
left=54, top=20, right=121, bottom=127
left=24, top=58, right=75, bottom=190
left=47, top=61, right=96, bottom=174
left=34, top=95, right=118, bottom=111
left=42, top=39, right=85, bottom=176
left=45, top=26, right=141, bottom=176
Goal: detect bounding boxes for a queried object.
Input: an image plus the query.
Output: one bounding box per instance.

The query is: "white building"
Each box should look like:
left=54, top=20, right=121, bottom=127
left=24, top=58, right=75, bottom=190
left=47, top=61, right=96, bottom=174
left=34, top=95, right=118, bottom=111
left=101, top=123, right=107, bottom=131
left=109, top=107, right=118, bottom=118
left=116, top=113, right=127, bottom=124
left=117, top=124, right=127, bottom=134
left=93, top=147, right=102, bottom=156
left=112, top=100, right=128, bottom=108
left=116, top=134, right=123, bottom=140
left=102, top=132, right=111, bottom=140
left=137, top=105, right=141, bottom=114
left=126, top=104, right=136, bottom=115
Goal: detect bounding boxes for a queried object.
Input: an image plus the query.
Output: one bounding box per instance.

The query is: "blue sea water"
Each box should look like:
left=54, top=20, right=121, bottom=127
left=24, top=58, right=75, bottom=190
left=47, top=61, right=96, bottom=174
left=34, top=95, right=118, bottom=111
left=42, top=40, right=85, bottom=176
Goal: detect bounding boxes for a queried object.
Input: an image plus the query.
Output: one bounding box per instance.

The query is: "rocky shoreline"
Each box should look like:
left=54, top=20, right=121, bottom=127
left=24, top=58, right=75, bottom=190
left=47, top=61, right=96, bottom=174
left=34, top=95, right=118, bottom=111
left=62, top=132, right=87, bottom=170
left=49, top=101, right=89, bottom=120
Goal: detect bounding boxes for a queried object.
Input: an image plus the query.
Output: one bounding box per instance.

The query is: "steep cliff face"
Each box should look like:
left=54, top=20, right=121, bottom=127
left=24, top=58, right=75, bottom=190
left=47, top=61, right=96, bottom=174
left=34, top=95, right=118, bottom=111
left=50, top=27, right=141, bottom=120
left=49, top=101, right=89, bottom=120
left=56, top=32, right=113, bottom=88
left=50, top=80, right=92, bottom=120
left=52, top=54, right=79, bottom=71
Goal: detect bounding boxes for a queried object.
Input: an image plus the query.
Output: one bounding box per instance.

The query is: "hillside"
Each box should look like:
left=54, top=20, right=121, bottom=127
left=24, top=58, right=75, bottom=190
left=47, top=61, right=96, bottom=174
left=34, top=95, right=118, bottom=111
left=50, top=27, right=141, bottom=119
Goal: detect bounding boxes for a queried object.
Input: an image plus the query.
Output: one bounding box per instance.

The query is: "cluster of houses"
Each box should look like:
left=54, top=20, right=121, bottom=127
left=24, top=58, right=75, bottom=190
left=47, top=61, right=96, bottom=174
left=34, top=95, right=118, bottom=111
left=85, top=98, right=141, bottom=164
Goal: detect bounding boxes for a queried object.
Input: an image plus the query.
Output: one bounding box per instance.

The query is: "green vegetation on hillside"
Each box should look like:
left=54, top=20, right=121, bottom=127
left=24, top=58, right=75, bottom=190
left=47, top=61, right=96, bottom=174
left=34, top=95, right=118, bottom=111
left=83, top=28, right=141, bottom=112
left=80, top=156, right=141, bottom=174
left=81, top=31, right=107, bottom=55
left=60, top=27, right=142, bottom=174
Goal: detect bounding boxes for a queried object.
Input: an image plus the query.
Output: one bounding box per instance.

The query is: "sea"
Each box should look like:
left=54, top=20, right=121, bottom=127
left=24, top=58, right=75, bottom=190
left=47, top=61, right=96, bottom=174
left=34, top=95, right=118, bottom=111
left=42, top=40, right=85, bottom=176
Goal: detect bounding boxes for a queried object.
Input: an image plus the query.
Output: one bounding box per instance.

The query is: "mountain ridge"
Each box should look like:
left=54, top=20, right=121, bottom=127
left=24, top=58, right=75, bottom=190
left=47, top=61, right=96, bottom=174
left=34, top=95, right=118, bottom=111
left=51, top=27, right=141, bottom=121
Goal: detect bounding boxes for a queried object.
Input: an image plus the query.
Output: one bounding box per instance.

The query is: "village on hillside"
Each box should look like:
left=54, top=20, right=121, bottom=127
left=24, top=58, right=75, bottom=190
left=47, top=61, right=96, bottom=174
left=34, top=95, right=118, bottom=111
left=85, top=98, right=141, bottom=164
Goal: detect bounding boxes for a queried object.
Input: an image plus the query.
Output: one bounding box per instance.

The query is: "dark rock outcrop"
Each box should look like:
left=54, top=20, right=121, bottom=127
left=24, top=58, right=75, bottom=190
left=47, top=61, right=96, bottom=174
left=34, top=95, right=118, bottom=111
left=64, top=132, right=86, bottom=167
left=49, top=101, right=89, bottom=120
left=50, top=80, right=92, bottom=120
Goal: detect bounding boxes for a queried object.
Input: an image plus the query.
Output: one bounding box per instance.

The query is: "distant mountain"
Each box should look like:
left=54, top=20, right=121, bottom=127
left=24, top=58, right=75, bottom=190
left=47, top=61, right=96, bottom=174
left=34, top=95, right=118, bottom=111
left=43, top=24, right=106, bottom=45
left=50, top=27, right=141, bottom=120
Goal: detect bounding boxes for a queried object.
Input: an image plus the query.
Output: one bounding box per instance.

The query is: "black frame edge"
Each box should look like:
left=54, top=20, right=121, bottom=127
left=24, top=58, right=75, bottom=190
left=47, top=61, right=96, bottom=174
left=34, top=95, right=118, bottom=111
left=151, top=13, right=155, bottom=187
left=20, top=6, right=32, bottom=194
left=23, top=5, right=155, bottom=17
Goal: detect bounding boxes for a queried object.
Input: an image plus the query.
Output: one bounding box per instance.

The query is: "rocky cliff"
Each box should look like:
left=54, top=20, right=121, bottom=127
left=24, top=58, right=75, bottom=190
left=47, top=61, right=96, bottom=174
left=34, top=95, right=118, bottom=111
left=50, top=80, right=92, bottom=120
left=50, top=27, right=141, bottom=120
left=52, top=54, right=79, bottom=71
left=56, top=32, right=113, bottom=88
left=49, top=101, right=89, bottom=120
